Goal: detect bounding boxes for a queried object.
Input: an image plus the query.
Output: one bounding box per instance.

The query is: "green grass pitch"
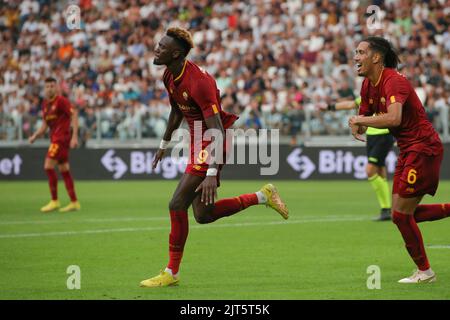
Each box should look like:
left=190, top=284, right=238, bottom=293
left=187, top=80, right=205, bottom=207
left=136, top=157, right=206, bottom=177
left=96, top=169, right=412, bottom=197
left=0, top=180, right=449, bottom=300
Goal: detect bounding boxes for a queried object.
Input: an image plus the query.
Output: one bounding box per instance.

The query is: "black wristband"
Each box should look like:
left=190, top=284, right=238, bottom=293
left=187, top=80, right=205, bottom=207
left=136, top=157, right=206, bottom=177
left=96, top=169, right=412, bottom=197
left=328, top=104, right=336, bottom=111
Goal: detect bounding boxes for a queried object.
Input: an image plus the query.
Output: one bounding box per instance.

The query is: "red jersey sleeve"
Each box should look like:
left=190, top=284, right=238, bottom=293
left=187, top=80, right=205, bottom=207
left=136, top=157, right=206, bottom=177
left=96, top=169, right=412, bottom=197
left=191, top=75, right=220, bottom=119
left=358, top=79, right=372, bottom=116
left=58, top=96, right=73, bottom=116
left=384, top=72, right=410, bottom=108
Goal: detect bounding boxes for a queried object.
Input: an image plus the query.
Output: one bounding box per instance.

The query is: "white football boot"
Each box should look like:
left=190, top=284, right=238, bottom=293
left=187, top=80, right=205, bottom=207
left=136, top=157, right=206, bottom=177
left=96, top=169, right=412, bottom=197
left=398, top=269, right=436, bottom=283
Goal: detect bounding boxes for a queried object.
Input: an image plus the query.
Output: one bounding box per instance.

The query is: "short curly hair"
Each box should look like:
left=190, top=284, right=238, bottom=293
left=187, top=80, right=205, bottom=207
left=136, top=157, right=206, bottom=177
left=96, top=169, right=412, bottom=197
left=166, top=27, right=194, bottom=57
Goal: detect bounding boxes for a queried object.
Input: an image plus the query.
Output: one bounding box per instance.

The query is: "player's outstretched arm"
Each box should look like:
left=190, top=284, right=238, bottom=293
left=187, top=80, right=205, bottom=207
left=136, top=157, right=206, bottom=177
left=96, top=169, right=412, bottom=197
left=323, top=100, right=358, bottom=111
left=29, top=121, right=48, bottom=144
left=336, top=100, right=358, bottom=111
left=194, top=114, right=225, bottom=205
left=152, top=103, right=183, bottom=169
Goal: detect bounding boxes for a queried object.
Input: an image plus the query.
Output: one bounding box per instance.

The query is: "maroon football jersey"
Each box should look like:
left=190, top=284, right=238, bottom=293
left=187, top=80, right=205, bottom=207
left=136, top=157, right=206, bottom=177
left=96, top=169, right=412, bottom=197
left=42, top=95, right=73, bottom=143
left=359, top=68, right=442, bottom=155
left=162, top=60, right=238, bottom=138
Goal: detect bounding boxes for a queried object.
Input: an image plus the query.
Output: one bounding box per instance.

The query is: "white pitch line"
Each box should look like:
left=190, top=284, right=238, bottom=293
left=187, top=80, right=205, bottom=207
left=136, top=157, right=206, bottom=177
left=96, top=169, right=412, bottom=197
left=427, top=245, right=450, bottom=249
left=0, top=216, right=369, bottom=239
left=0, top=216, right=169, bottom=225
left=0, top=214, right=360, bottom=226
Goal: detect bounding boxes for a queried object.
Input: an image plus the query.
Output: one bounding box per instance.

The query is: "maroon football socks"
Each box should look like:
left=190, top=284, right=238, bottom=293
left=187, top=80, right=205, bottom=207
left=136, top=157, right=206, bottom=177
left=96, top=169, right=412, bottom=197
left=392, top=210, right=430, bottom=271
left=414, top=204, right=450, bottom=223
left=211, top=193, right=259, bottom=221
left=167, top=210, right=189, bottom=275
left=45, top=169, right=58, bottom=200
left=61, top=170, right=77, bottom=202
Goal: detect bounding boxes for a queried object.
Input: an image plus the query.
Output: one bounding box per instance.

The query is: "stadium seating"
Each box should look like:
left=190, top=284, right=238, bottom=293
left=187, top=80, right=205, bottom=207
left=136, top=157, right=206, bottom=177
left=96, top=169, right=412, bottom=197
left=0, top=0, right=449, bottom=144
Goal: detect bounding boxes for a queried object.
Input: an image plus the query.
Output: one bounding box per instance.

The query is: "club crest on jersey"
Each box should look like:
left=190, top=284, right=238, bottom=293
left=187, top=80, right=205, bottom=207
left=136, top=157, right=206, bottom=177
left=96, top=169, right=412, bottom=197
left=380, top=97, right=386, bottom=105
left=369, top=98, right=373, bottom=104
left=183, top=91, right=188, bottom=100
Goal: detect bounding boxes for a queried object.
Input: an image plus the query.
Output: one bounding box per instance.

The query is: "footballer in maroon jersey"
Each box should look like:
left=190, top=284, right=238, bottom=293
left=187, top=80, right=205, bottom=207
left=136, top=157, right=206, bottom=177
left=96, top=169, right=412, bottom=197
left=140, top=27, right=288, bottom=288
left=161, top=60, right=238, bottom=182
left=349, top=37, right=449, bottom=283
left=29, top=77, right=80, bottom=213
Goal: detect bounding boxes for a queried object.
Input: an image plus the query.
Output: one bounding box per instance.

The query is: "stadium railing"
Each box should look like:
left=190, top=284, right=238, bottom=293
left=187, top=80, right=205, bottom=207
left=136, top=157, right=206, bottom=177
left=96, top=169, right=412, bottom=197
left=1, top=109, right=449, bottom=147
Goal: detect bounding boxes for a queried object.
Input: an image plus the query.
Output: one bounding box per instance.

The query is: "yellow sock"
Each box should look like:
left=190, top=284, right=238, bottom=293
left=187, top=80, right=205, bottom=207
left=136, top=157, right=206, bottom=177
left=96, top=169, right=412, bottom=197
left=368, top=174, right=391, bottom=209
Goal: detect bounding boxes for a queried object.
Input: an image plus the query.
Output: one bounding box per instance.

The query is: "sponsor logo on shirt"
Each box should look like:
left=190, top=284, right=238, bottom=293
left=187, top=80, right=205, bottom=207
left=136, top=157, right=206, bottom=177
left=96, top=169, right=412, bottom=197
left=177, top=103, right=195, bottom=112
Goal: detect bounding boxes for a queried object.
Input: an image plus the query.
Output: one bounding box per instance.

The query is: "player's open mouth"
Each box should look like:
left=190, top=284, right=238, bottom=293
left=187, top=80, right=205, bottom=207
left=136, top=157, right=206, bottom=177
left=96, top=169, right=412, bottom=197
left=355, top=63, right=362, bottom=72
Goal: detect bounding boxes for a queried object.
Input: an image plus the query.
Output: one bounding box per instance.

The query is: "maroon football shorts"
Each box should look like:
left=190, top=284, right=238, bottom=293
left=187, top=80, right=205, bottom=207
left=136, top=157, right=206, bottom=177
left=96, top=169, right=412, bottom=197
left=392, top=151, right=443, bottom=198
left=46, top=141, right=69, bottom=164
left=184, top=137, right=232, bottom=186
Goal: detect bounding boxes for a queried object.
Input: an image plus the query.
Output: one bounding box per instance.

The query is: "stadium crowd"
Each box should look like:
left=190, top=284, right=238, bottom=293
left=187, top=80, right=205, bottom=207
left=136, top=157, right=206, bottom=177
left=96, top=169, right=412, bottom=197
left=0, top=0, right=449, bottom=145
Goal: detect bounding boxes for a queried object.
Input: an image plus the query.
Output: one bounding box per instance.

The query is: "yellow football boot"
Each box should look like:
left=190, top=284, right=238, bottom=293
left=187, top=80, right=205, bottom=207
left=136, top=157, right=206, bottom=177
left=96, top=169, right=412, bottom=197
left=59, top=201, right=81, bottom=212
left=259, top=184, right=289, bottom=219
left=140, top=270, right=179, bottom=288
left=40, top=200, right=60, bottom=213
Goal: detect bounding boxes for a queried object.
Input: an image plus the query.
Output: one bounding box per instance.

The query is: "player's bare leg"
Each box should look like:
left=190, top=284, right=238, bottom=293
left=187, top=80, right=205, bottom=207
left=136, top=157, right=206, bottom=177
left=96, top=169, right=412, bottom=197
left=392, top=194, right=436, bottom=283
left=58, top=162, right=80, bottom=212
left=41, top=157, right=60, bottom=212
left=192, top=183, right=288, bottom=224
left=367, top=164, right=391, bottom=221
left=140, top=174, right=200, bottom=288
